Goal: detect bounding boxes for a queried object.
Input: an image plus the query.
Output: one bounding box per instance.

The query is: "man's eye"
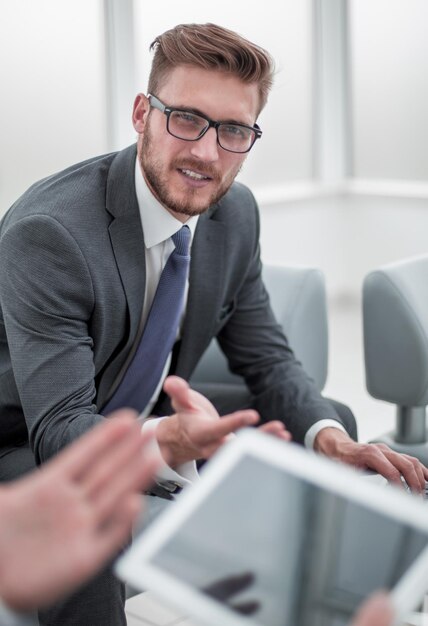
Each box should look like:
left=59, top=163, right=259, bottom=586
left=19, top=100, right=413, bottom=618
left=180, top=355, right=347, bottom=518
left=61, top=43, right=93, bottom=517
left=174, top=112, right=200, bottom=125
left=223, top=125, right=247, bottom=138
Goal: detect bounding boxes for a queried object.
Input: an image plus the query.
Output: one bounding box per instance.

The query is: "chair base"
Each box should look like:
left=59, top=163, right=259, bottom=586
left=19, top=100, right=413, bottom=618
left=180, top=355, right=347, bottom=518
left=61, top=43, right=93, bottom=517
left=370, top=430, right=428, bottom=466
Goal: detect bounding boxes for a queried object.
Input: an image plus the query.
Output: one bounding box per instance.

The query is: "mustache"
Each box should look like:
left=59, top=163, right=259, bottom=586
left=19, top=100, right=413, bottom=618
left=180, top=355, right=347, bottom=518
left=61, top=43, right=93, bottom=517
left=172, top=158, right=221, bottom=181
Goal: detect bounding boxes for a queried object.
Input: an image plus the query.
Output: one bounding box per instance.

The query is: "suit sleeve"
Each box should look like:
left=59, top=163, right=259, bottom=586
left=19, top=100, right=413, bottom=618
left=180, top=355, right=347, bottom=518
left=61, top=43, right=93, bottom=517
left=215, top=194, right=344, bottom=444
left=0, top=215, right=103, bottom=462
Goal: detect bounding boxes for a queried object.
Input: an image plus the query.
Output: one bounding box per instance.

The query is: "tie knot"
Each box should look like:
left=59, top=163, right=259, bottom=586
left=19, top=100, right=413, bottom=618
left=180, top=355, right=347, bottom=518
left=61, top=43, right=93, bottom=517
left=172, top=225, right=191, bottom=256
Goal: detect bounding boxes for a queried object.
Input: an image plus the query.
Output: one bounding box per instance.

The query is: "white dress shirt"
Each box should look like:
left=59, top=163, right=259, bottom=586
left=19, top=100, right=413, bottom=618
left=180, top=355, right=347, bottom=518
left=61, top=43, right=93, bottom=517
left=134, top=159, right=199, bottom=420
left=134, top=160, right=199, bottom=485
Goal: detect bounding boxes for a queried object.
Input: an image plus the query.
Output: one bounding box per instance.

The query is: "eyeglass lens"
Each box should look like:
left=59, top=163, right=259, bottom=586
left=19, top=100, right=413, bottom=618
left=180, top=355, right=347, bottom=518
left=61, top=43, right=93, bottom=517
left=168, top=110, right=256, bottom=153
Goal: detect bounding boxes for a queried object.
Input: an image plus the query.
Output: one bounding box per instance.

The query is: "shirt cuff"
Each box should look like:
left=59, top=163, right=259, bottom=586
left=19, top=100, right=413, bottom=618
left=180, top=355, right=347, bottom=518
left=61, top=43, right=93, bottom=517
left=304, top=419, right=347, bottom=450
left=140, top=416, right=199, bottom=486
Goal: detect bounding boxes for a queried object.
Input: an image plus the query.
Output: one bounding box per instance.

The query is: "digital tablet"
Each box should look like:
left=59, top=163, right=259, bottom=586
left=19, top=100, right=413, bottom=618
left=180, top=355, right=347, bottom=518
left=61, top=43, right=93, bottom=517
left=116, top=429, right=428, bottom=626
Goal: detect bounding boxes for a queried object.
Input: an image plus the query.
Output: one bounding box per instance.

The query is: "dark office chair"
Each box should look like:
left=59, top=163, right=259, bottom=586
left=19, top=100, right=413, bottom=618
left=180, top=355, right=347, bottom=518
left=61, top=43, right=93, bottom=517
left=190, top=264, right=329, bottom=393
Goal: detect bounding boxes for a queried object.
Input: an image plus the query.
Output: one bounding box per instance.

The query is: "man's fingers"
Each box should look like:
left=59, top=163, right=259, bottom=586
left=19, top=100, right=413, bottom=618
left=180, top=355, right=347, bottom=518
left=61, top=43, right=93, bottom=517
left=79, top=496, right=141, bottom=580
left=351, top=592, right=394, bottom=626
left=90, top=442, right=160, bottom=523
left=163, top=376, right=194, bottom=411
left=82, top=426, right=152, bottom=499
left=259, top=422, right=291, bottom=441
left=91, top=454, right=158, bottom=526
left=346, top=444, right=404, bottom=489
left=354, top=444, right=427, bottom=494
left=195, top=410, right=259, bottom=447
left=369, top=458, right=405, bottom=489
left=375, top=445, right=425, bottom=493
left=400, top=453, right=426, bottom=492
left=318, top=432, right=427, bottom=495
left=386, top=454, right=422, bottom=493
left=164, top=376, right=217, bottom=417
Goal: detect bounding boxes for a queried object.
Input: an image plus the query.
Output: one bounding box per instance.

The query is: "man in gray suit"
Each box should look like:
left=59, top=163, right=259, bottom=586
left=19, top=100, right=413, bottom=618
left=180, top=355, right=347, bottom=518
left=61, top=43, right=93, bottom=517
left=0, top=22, right=426, bottom=626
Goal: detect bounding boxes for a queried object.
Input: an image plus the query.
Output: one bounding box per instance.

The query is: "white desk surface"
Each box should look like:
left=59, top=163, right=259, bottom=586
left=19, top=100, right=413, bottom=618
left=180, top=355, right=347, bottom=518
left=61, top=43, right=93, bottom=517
left=125, top=591, right=201, bottom=626
left=125, top=591, right=428, bottom=626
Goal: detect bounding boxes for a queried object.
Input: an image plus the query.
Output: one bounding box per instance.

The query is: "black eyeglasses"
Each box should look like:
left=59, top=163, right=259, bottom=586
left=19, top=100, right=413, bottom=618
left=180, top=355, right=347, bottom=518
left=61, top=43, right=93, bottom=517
left=148, top=94, right=262, bottom=154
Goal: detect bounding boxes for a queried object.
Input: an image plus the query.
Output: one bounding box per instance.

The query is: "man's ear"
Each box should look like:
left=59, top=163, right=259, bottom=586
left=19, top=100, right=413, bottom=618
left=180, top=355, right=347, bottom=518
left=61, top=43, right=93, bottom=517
left=132, top=93, right=150, bottom=133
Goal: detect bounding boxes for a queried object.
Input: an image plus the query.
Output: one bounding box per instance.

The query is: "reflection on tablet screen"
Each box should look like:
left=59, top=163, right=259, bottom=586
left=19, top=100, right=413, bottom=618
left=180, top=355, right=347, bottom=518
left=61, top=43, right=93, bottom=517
left=150, top=456, right=428, bottom=626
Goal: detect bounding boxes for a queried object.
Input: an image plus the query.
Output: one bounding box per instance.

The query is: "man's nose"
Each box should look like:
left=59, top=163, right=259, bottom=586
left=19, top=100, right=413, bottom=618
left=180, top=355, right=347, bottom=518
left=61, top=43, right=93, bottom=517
left=189, top=127, right=220, bottom=162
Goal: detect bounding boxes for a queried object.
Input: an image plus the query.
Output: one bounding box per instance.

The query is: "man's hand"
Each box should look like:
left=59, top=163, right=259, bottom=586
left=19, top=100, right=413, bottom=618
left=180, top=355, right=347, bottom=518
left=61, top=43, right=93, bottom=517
left=157, top=376, right=290, bottom=467
left=0, top=413, right=159, bottom=611
left=259, top=420, right=291, bottom=441
left=350, top=593, right=394, bottom=626
left=315, top=427, right=428, bottom=493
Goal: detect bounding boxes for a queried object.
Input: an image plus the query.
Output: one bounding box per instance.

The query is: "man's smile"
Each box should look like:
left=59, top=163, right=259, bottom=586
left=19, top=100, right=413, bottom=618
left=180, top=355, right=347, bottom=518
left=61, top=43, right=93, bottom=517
left=179, top=168, right=212, bottom=181
left=177, top=167, right=215, bottom=187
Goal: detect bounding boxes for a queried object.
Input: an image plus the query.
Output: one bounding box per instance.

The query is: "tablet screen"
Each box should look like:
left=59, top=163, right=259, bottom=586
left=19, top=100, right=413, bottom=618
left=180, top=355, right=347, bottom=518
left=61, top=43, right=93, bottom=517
left=149, top=454, right=428, bottom=626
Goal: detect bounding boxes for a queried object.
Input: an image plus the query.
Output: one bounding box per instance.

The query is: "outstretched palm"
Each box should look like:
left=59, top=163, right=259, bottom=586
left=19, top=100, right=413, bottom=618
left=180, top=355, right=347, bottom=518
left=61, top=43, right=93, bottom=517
left=157, top=376, right=290, bottom=467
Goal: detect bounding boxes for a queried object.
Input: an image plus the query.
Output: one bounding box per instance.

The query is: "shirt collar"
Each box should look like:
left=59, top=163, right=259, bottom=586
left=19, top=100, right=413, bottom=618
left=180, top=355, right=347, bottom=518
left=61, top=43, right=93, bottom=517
left=134, top=158, right=199, bottom=249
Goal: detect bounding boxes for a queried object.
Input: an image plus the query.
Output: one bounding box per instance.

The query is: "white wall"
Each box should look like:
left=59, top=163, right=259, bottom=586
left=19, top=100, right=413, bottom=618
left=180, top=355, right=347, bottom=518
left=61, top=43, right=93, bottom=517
left=0, top=0, right=108, bottom=213
left=259, top=193, right=428, bottom=298
left=350, top=0, right=428, bottom=181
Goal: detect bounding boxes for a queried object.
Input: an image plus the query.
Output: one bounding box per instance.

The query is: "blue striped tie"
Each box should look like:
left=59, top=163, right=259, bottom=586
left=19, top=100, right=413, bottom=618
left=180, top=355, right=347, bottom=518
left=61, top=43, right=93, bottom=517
left=102, top=225, right=191, bottom=414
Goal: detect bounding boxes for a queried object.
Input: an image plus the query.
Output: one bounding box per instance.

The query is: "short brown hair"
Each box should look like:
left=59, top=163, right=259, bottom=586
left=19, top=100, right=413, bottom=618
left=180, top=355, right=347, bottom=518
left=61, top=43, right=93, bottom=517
left=148, top=23, right=275, bottom=115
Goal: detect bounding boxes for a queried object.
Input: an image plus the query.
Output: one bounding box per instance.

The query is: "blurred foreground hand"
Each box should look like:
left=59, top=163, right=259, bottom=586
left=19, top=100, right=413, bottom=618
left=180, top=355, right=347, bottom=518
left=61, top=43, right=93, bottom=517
left=0, top=412, right=159, bottom=611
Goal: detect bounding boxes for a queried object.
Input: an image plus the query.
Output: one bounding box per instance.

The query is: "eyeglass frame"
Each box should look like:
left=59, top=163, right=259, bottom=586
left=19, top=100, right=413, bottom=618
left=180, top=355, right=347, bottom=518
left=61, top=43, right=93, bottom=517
left=147, top=94, right=262, bottom=154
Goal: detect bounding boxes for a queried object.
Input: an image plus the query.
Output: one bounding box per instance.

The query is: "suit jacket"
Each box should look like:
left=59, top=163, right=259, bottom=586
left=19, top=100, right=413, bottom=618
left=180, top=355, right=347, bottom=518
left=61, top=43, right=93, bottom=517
left=0, top=144, right=341, bottom=463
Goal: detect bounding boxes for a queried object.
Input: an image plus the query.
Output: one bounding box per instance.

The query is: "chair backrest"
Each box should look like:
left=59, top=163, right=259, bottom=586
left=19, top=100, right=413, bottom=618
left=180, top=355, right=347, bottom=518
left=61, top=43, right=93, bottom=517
left=363, top=254, right=428, bottom=408
left=190, top=265, right=328, bottom=391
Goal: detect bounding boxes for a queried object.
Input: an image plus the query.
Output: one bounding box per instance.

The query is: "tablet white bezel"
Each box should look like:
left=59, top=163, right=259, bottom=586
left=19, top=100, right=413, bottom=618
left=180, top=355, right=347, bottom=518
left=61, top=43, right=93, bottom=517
left=117, top=429, right=428, bottom=626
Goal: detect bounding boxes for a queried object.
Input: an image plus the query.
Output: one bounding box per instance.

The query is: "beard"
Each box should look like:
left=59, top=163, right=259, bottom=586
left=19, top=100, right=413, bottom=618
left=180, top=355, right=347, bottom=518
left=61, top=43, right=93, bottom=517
left=139, top=123, right=242, bottom=217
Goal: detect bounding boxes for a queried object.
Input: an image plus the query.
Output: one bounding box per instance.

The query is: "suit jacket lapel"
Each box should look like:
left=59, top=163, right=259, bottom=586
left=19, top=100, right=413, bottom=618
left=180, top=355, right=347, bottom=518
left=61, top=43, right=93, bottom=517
left=98, top=145, right=146, bottom=404
left=106, top=145, right=146, bottom=340
left=176, top=208, right=226, bottom=377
